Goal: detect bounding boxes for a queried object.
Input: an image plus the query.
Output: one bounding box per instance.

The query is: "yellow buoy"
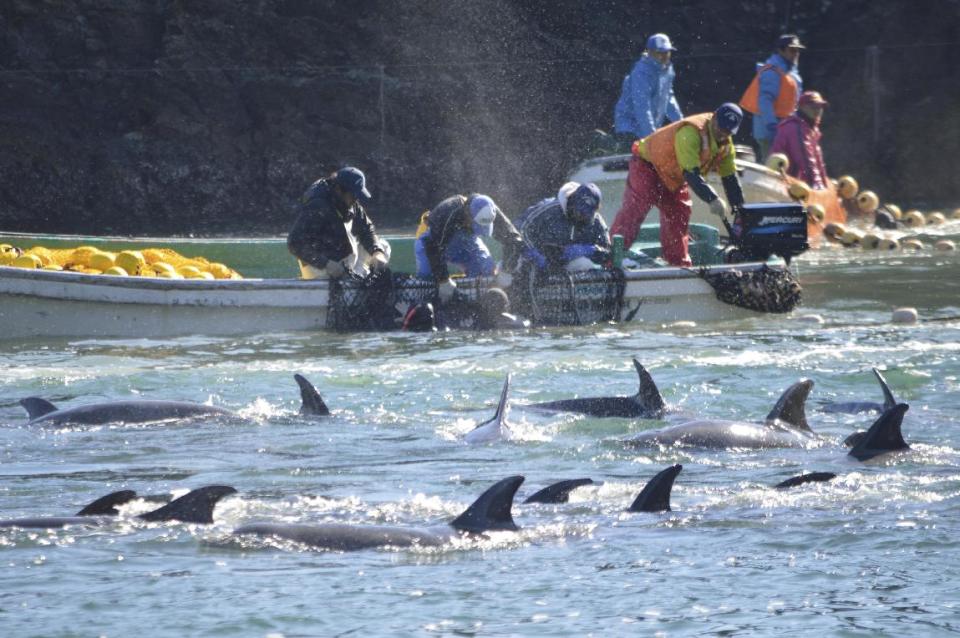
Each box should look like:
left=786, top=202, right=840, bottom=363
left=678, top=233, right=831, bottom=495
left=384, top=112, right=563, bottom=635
left=878, top=238, right=900, bottom=251
left=824, top=222, right=846, bottom=242
left=177, top=265, right=204, bottom=279
left=807, top=203, right=826, bottom=223
left=952, top=208, right=960, bottom=220
left=206, top=263, right=233, bottom=279
left=788, top=181, right=811, bottom=201
left=156, top=270, right=183, bottom=279
left=885, top=204, right=903, bottom=219
left=861, top=233, right=881, bottom=250
left=197, top=271, right=215, bottom=280
left=103, top=266, right=129, bottom=276
left=903, top=210, right=925, bottom=227
left=892, top=307, right=919, bottom=324
left=24, top=247, right=53, bottom=266
left=151, top=262, right=177, bottom=276
left=856, top=191, right=879, bottom=214
left=840, top=229, right=863, bottom=247
left=934, top=239, right=956, bottom=251
left=902, top=238, right=924, bottom=251
left=12, top=254, right=43, bottom=269
left=766, top=153, right=789, bottom=172
left=115, top=250, right=147, bottom=275
left=88, top=251, right=117, bottom=271
left=42, top=264, right=64, bottom=271
left=838, top=175, right=859, bottom=199
left=926, top=211, right=946, bottom=225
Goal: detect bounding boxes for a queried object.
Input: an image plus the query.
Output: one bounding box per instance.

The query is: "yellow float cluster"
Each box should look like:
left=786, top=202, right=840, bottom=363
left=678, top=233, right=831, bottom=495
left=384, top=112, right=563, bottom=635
left=0, top=244, right=242, bottom=279
left=821, top=223, right=956, bottom=253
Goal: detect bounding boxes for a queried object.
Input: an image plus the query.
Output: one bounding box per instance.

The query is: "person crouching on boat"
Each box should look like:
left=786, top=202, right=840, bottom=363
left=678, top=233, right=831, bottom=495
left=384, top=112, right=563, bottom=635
left=515, top=181, right=610, bottom=276
left=287, top=166, right=391, bottom=280
left=769, top=90, right=829, bottom=190
left=414, top=194, right=523, bottom=302
left=609, top=103, right=746, bottom=267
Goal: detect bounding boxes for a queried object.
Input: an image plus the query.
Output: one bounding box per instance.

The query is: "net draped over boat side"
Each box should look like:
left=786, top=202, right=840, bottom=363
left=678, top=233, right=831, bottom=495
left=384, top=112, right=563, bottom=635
left=522, top=269, right=626, bottom=326
left=697, top=265, right=802, bottom=314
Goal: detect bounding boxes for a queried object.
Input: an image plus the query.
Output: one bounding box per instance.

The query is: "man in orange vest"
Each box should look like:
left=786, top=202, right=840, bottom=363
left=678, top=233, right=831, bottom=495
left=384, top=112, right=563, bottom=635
left=740, top=34, right=805, bottom=163
left=610, top=103, right=746, bottom=266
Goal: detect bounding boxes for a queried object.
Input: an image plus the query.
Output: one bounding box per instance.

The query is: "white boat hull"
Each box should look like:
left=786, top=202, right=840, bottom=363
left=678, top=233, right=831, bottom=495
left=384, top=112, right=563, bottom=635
left=0, top=262, right=774, bottom=340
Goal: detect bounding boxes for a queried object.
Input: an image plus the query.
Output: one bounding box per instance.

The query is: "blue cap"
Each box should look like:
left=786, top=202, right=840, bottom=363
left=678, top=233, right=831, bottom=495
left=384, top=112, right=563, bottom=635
left=569, top=183, right=602, bottom=220
left=334, top=166, right=372, bottom=203
left=714, top=103, right=744, bottom=134
left=646, top=33, right=676, bottom=52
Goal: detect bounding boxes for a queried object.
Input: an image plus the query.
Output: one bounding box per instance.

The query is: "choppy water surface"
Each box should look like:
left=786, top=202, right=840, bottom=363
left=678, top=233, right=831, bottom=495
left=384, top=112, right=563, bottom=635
left=2, top=229, right=960, bottom=636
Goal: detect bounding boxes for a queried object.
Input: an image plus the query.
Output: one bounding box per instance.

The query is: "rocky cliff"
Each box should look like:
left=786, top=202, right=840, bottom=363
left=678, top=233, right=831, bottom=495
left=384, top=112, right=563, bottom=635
left=1, top=0, right=957, bottom=235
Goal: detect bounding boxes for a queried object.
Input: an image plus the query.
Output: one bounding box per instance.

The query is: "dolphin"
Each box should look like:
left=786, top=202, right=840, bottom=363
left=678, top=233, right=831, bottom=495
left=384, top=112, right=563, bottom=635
left=819, top=368, right=897, bottom=415
left=523, top=465, right=680, bottom=511
left=0, top=485, right=237, bottom=529
left=774, top=472, right=837, bottom=489
left=233, top=476, right=524, bottom=551
left=623, top=379, right=816, bottom=449
left=847, top=403, right=911, bottom=461
left=464, top=374, right=512, bottom=444
left=525, top=358, right=666, bottom=418
left=20, top=374, right=329, bottom=426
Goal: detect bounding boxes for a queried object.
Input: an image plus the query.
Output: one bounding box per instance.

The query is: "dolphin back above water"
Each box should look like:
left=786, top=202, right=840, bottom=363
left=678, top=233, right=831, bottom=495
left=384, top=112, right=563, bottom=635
left=0, top=485, right=237, bottom=529
left=464, top=374, right=512, bottom=444
left=624, top=379, right=816, bottom=449
left=20, top=374, right=329, bottom=426
left=233, top=475, right=524, bottom=551
left=819, top=368, right=898, bottom=415
left=526, top=358, right=666, bottom=418
left=847, top=403, right=911, bottom=461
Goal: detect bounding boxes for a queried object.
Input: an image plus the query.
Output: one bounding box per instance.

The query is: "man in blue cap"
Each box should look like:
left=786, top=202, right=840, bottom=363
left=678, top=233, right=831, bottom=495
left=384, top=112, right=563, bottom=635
left=612, top=33, right=684, bottom=148
left=287, top=166, right=391, bottom=280
left=414, top=193, right=524, bottom=301
left=611, top=103, right=746, bottom=266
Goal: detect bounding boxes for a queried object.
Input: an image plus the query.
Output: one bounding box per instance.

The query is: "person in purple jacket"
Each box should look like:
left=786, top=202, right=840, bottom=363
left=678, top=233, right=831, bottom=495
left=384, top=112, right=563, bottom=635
left=769, top=91, right=830, bottom=189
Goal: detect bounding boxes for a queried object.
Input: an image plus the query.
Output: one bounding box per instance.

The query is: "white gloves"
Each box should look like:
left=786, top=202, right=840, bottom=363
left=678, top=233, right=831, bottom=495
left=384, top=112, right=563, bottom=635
left=438, top=278, right=457, bottom=301
left=565, top=256, right=601, bottom=272
left=370, top=251, right=389, bottom=271
left=495, top=271, right=513, bottom=288
left=709, top=197, right=731, bottom=218
left=325, top=259, right=346, bottom=278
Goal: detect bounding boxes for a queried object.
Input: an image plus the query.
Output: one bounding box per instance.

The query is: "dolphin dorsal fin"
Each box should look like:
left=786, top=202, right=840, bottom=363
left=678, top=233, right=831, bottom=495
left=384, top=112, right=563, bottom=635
left=765, top=380, right=814, bottom=432
left=774, top=472, right=837, bottom=489
left=872, top=368, right=897, bottom=411
left=494, top=373, right=511, bottom=424
left=631, top=358, right=665, bottom=416
left=20, top=397, right=58, bottom=420
left=75, top=490, right=138, bottom=516
left=628, top=465, right=682, bottom=512
left=294, top=374, right=330, bottom=416
left=138, top=485, right=237, bottom=524
left=848, top=403, right=910, bottom=462
left=450, top=475, right=524, bottom=533
left=523, top=478, right=594, bottom=504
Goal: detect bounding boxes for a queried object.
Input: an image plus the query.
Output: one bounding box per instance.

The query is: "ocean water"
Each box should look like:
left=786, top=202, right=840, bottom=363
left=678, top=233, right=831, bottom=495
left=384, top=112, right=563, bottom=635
left=1, top=227, right=959, bottom=637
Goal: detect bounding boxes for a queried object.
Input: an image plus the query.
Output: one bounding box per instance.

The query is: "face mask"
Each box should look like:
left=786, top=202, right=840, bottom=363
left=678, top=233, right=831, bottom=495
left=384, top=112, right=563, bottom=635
left=472, top=204, right=496, bottom=237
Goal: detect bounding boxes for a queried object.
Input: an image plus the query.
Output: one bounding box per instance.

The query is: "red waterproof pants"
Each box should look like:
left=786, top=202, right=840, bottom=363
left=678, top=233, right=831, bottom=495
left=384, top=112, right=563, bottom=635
left=610, top=157, right=693, bottom=266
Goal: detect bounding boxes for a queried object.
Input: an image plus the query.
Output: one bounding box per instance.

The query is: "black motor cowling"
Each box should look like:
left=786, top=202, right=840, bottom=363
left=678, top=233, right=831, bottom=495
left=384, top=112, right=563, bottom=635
left=726, top=203, right=809, bottom=264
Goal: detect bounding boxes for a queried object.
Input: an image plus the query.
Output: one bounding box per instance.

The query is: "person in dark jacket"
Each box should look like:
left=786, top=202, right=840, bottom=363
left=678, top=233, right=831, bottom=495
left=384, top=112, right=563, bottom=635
left=515, top=182, right=610, bottom=275
left=414, top=194, right=523, bottom=301
left=287, top=167, right=390, bottom=279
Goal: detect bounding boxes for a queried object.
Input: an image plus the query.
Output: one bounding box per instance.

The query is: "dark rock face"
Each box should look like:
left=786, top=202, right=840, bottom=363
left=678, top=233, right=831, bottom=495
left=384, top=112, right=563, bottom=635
left=0, top=1, right=957, bottom=236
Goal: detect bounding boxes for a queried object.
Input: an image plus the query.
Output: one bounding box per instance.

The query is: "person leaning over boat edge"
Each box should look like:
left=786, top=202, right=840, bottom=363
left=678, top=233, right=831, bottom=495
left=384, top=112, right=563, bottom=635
left=612, top=33, right=683, bottom=150
left=610, top=103, right=746, bottom=267
left=287, top=166, right=391, bottom=280
left=414, top=194, right=523, bottom=302
left=514, top=181, right=610, bottom=276
left=740, top=33, right=805, bottom=163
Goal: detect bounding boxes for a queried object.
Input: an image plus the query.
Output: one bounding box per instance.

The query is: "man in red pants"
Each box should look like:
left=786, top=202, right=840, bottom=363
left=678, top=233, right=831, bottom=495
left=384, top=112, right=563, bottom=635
left=611, top=103, right=746, bottom=266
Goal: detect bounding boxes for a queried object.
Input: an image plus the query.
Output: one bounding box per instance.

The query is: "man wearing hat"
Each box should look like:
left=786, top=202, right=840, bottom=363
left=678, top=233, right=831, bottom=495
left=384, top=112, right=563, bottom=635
left=287, top=166, right=391, bottom=279
left=740, top=34, right=805, bottom=162
left=413, top=193, right=523, bottom=301
left=612, top=33, right=684, bottom=146
left=610, top=104, right=747, bottom=266
left=770, top=90, right=830, bottom=189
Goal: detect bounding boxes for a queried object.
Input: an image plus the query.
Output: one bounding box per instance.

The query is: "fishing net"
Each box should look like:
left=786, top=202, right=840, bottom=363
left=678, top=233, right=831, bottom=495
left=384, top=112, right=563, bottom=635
left=326, top=270, right=407, bottom=331
left=520, top=268, right=626, bottom=326
left=697, top=265, right=802, bottom=314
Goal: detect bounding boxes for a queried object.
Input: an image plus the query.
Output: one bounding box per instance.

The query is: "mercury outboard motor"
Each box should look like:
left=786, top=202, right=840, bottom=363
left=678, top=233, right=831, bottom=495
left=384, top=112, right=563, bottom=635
left=723, top=203, right=809, bottom=265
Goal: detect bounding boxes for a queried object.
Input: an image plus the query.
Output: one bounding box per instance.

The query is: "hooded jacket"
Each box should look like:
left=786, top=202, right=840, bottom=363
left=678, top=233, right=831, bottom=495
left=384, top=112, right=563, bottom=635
left=613, top=54, right=683, bottom=138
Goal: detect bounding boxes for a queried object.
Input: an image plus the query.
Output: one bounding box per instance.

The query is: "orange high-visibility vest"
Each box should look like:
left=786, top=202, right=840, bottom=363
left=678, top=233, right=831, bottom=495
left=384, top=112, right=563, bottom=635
left=634, top=113, right=731, bottom=192
left=739, top=64, right=799, bottom=118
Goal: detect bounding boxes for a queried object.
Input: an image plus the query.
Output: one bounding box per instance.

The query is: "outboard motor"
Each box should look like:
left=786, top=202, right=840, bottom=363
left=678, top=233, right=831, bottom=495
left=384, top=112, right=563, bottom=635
left=724, top=203, right=809, bottom=264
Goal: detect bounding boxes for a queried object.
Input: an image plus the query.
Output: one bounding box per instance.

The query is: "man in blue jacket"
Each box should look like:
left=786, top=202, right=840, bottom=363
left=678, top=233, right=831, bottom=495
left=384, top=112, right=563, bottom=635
left=742, top=34, right=805, bottom=163
left=613, top=33, right=683, bottom=147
